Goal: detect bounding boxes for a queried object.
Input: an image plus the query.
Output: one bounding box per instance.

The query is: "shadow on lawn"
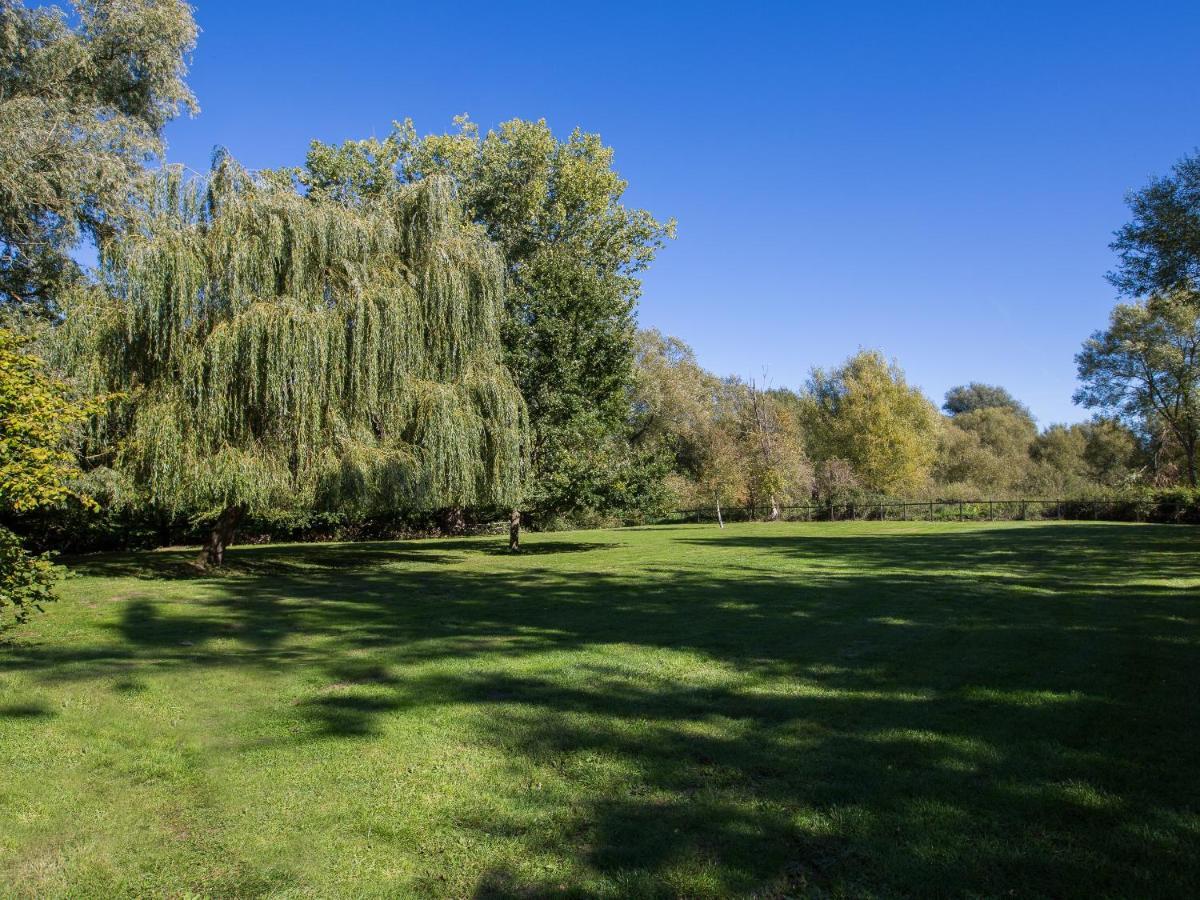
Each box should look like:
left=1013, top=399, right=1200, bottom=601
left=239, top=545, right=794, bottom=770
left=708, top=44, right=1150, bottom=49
left=0, top=700, right=56, bottom=719
left=62, top=539, right=617, bottom=581
left=8, top=524, right=1200, bottom=896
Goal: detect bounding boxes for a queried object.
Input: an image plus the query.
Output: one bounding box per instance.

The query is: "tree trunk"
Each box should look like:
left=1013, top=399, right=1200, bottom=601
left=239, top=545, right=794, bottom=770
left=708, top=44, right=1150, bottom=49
left=716, top=497, right=724, bottom=529
left=768, top=495, right=780, bottom=521
left=437, top=506, right=467, bottom=536
left=196, top=504, right=245, bottom=569
left=509, top=508, right=521, bottom=552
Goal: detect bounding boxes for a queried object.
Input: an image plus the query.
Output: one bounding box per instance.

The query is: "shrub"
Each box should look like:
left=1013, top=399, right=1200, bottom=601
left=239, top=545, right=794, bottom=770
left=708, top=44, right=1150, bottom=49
left=0, top=526, right=60, bottom=631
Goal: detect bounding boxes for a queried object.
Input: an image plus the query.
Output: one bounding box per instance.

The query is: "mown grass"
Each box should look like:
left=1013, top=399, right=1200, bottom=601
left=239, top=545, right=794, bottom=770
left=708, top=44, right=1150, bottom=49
left=1, top=521, right=1198, bottom=898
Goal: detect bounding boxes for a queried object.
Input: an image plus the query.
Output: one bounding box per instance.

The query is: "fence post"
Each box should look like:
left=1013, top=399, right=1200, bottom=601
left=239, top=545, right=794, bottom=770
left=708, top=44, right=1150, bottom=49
left=1019, top=499, right=1026, bottom=520
left=989, top=499, right=994, bottom=521
left=928, top=501, right=934, bottom=522
left=959, top=500, right=964, bottom=522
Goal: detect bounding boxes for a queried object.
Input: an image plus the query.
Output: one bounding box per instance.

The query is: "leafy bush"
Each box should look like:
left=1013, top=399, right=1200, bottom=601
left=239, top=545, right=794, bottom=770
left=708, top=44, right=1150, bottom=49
left=0, top=526, right=60, bottom=631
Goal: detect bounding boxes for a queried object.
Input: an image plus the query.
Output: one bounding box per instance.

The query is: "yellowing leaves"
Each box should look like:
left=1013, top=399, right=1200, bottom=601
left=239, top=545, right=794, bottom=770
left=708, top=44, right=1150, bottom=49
left=0, top=328, right=96, bottom=514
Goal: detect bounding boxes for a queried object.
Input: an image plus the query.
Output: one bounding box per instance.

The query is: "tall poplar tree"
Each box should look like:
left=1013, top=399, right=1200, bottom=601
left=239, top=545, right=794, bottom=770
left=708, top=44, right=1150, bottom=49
left=60, top=157, right=525, bottom=564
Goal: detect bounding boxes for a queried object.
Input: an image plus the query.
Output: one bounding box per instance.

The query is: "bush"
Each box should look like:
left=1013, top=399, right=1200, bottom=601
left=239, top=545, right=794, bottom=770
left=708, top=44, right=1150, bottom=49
left=0, top=526, right=60, bottom=631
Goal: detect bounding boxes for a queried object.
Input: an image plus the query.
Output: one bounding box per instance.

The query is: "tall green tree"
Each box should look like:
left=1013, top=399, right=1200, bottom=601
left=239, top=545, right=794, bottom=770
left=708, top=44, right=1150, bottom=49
left=302, top=117, right=675, bottom=520
left=0, top=0, right=198, bottom=314
left=59, top=157, right=525, bottom=565
left=1075, top=290, right=1200, bottom=486
left=805, top=350, right=939, bottom=495
left=1109, top=151, right=1200, bottom=298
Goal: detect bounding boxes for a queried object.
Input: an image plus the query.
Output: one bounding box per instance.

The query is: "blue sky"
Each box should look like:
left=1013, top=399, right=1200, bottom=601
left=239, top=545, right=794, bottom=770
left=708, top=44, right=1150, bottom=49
left=162, top=0, right=1200, bottom=424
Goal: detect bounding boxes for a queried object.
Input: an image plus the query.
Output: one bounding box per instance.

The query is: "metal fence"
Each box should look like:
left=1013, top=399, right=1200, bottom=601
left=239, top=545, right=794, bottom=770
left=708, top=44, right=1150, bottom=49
left=661, top=498, right=1199, bottom=526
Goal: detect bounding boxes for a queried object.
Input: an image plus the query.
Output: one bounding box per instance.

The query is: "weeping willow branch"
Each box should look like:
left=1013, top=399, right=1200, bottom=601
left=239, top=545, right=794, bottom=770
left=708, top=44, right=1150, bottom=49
left=59, top=156, right=526, bottom=537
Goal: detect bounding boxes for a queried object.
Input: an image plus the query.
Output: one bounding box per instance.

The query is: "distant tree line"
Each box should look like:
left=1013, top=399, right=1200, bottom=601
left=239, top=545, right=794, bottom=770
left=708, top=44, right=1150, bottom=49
left=631, top=339, right=1147, bottom=517
left=627, top=150, right=1200, bottom=512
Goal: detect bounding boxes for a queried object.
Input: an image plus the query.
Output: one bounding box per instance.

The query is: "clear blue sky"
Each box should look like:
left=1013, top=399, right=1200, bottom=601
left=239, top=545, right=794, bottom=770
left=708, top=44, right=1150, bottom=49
left=162, top=0, right=1200, bottom=425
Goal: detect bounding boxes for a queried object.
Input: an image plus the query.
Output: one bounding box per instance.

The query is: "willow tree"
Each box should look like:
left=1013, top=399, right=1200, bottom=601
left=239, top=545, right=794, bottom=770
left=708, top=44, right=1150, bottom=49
left=60, top=157, right=525, bottom=564
left=303, top=118, right=675, bottom=522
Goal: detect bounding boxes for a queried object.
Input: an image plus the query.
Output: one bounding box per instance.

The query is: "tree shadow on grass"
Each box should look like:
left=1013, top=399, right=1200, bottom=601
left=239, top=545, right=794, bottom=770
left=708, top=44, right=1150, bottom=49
left=7, top=523, right=1200, bottom=895
left=62, top=537, right=618, bottom=581
left=0, top=700, right=55, bottom=719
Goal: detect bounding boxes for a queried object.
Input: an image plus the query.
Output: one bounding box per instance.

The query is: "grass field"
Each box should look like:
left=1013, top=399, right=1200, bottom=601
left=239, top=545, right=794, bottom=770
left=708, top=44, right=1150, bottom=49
left=1, top=521, right=1198, bottom=898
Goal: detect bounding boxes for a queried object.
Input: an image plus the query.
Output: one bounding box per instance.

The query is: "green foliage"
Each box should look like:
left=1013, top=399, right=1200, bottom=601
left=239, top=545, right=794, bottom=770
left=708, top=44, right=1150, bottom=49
left=942, top=382, right=1033, bottom=421
left=57, top=157, right=526, bottom=524
left=1135, top=485, right=1200, bottom=522
left=0, top=327, right=94, bottom=512
left=813, top=457, right=863, bottom=504
left=737, top=381, right=812, bottom=513
left=304, top=117, right=675, bottom=517
left=0, top=327, right=98, bottom=629
left=805, top=350, right=939, bottom=495
left=631, top=330, right=721, bottom=473
left=0, top=0, right=198, bottom=313
left=0, top=524, right=59, bottom=628
left=1081, top=418, right=1141, bottom=486
left=530, top=424, right=673, bottom=524
left=1028, top=419, right=1143, bottom=495
left=935, top=401, right=1141, bottom=499
left=934, top=406, right=1036, bottom=496
left=1109, top=151, right=1200, bottom=297
left=1029, top=423, right=1090, bottom=493
left=630, top=331, right=812, bottom=514
left=1075, top=290, right=1200, bottom=485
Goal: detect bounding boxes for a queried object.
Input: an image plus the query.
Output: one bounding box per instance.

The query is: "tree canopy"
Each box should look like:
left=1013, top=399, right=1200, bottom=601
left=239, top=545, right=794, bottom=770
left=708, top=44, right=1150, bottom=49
left=0, top=0, right=198, bottom=314
left=1109, top=151, right=1200, bottom=298
left=943, top=383, right=1033, bottom=422
left=0, top=326, right=94, bottom=627
left=303, top=117, right=675, bottom=520
left=1075, top=290, right=1200, bottom=486
left=805, top=350, right=939, bottom=495
left=59, top=157, right=526, bottom=563
left=0, top=327, right=93, bottom=513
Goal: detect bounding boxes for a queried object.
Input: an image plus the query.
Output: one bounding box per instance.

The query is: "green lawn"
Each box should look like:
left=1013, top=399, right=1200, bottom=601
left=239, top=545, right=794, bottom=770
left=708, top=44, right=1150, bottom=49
left=1, top=522, right=1198, bottom=898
